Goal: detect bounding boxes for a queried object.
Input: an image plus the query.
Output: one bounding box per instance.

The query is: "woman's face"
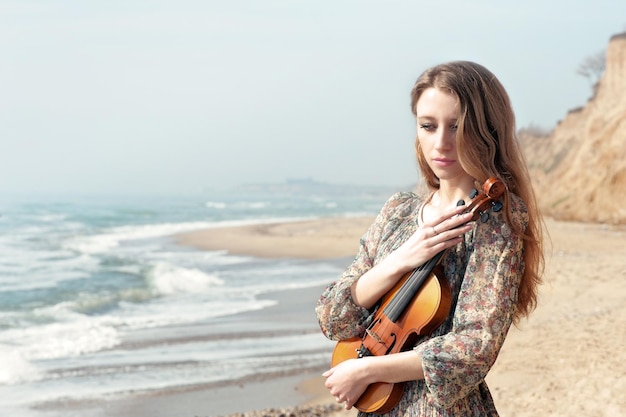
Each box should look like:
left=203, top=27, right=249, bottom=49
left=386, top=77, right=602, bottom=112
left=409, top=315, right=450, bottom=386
left=415, top=87, right=471, bottom=184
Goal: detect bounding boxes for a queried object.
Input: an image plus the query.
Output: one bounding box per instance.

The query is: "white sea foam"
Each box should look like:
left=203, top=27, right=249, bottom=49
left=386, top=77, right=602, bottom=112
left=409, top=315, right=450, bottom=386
left=62, top=218, right=308, bottom=255
left=117, top=296, right=278, bottom=330
left=245, top=201, right=270, bottom=209
left=205, top=201, right=227, bottom=209
left=0, top=249, right=98, bottom=292
left=2, top=298, right=125, bottom=360
left=33, top=213, right=69, bottom=223
left=205, top=201, right=272, bottom=210
left=62, top=221, right=216, bottom=254
left=146, top=262, right=224, bottom=295
left=0, top=313, right=120, bottom=365
left=0, top=346, right=41, bottom=385
left=0, top=320, right=119, bottom=386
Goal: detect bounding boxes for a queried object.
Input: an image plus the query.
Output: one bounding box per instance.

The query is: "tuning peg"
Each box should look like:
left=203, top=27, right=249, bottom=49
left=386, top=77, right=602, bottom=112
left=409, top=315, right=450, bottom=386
left=456, top=199, right=466, bottom=206
left=480, top=212, right=490, bottom=223
left=491, top=201, right=503, bottom=212
left=469, top=189, right=479, bottom=199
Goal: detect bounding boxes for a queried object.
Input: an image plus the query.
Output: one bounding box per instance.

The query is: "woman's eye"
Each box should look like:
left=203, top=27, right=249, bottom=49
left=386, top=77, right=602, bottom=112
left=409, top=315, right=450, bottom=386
left=450, top=124, right=458, bottom=131
left=419, top=124, right=435, bottom=131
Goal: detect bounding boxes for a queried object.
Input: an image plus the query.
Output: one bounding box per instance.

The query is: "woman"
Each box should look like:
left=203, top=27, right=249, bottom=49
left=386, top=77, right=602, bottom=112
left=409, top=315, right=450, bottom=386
left=316, top=61, right=544, bottom=416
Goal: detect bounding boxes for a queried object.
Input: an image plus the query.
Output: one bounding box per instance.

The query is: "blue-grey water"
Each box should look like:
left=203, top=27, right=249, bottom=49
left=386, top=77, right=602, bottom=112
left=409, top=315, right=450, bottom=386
left=0, top=186, right=391, bottom=416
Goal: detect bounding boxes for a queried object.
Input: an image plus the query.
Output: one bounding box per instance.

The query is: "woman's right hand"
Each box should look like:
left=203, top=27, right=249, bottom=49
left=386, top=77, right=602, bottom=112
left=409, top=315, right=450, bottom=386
left=387, top=204, right=473, bottom=273
left=351, top=204, right=472, bottom=309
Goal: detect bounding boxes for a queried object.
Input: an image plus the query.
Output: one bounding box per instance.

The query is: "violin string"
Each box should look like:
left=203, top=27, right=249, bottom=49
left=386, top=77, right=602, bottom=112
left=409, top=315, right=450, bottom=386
left=384, top=252, right=444, bottom=322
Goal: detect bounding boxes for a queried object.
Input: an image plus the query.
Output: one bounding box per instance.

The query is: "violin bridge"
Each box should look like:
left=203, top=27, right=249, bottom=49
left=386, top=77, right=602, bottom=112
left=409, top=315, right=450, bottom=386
left=366, top=329, right=386, bottom=345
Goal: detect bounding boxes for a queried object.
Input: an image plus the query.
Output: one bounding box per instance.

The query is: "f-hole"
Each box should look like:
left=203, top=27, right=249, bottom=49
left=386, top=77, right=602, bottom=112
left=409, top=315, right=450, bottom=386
left=384, top=333, right=397, bottom=355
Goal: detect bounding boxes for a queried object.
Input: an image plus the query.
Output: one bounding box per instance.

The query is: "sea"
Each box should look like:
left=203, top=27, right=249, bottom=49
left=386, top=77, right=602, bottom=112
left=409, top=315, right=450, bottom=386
left=0, top=184, right=395, bottom=416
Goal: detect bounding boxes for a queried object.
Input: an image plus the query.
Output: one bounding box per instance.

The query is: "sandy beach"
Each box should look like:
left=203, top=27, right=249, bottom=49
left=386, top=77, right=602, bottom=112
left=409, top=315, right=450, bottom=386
left=173, top=216, right=626, bottom=417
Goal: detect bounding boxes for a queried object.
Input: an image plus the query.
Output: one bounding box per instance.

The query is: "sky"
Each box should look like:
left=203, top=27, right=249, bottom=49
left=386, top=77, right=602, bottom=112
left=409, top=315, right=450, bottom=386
left=1, top=0, right=624, bottom=196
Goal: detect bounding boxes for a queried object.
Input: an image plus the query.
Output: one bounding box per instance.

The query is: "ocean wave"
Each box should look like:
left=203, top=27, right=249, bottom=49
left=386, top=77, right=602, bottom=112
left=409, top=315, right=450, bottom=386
left=0, top=257, right=98, bottom=294
left=145, top=262, right=224, bottom=295
left=0, top=313, right=121, bottom=363
left=62, top=221, right=217, bottom=255
left=205, top=201, right=227, bottom=209
left=246, top=201, right=270, bottom=209
left=0, top=346, right=41, bottom=385
left=205, top=201, right=270, bottom=210
left=61, top=217, right=309, bottom=256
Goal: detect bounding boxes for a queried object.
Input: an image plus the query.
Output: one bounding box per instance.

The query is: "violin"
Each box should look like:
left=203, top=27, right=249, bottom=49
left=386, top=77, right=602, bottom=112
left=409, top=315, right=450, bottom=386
left=330, top=177, right=506, bottom=413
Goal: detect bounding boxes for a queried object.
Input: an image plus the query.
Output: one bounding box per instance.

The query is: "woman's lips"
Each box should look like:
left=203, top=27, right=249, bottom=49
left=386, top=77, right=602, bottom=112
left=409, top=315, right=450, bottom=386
left=432, top=158, right=455, bottom=167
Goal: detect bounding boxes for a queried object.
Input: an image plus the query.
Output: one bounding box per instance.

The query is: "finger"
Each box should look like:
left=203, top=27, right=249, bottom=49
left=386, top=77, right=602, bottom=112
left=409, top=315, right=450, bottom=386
left=433, top=211, right=473, bottom=234
left=444, top=203, right=469, bottom=219
left=344, top=396, right=355, bottom=410
left=429, top=224, right=472, bottom=251
left=438, top=224, right=473, bottom=243
left=426, top=205, right=468, bottom=229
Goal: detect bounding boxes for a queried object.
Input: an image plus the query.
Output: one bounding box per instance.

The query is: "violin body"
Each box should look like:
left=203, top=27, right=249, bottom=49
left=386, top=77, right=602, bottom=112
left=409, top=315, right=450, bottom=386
left=329, top=177, right=506, bottom=414
left=331, top=265, right=452, bottom=413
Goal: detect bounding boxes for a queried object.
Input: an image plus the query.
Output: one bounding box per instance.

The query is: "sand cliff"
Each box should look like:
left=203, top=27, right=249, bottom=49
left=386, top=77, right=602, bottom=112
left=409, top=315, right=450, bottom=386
left=521, top=33, right=626, bottom=224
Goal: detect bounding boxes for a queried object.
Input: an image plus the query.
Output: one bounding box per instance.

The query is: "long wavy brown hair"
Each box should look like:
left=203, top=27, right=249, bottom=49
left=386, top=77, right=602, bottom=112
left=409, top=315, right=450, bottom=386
left=410, top=61, right=545, bottom=323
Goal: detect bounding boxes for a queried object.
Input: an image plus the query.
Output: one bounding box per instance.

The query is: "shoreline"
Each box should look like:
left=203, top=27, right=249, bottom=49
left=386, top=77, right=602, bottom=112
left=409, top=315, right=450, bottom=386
left=175, top=216, right=374, bottom=260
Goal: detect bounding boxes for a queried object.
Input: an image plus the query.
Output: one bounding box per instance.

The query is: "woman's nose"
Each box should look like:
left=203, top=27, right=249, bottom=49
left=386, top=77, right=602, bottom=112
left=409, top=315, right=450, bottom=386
left=434, top=127, right=455, bottom=151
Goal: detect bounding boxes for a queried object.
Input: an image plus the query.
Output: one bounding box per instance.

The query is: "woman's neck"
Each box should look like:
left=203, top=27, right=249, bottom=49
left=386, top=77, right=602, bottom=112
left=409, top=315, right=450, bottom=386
left=421, top=178, right=475, bottom=225
left=433, top=178, right=476, bottom=209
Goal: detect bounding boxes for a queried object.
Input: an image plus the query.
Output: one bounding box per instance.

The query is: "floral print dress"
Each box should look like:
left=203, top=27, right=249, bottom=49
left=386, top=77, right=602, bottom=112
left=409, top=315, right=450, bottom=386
left=315, top=191, right=528, bottom=417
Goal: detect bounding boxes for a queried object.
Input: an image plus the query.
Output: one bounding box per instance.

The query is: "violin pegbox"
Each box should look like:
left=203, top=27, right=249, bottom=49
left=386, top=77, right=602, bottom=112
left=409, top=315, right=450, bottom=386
left=463, top=178, right=506, bottom=223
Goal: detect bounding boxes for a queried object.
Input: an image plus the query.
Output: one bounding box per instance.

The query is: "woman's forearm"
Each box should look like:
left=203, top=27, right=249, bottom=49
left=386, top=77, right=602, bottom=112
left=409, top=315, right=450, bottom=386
left=350, top=258, right=405, bottom=309
left=363, top=350, right=425, bottom=384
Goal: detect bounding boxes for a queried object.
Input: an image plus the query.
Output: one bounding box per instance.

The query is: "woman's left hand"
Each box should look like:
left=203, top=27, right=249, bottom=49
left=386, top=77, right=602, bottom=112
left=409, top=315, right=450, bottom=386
left=322, top=358, right=372, bottom=410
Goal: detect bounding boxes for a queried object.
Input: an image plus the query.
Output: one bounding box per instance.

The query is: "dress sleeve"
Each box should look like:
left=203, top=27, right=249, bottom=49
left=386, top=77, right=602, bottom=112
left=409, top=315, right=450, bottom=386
left=315, top=192, right=419, bottom=341
left=414, top=195, right=529, bottom=409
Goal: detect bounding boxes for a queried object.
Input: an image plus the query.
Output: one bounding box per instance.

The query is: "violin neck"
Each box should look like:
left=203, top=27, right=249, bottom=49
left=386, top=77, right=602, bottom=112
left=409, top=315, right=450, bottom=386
left=383, top=250, right=445, bottom=323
